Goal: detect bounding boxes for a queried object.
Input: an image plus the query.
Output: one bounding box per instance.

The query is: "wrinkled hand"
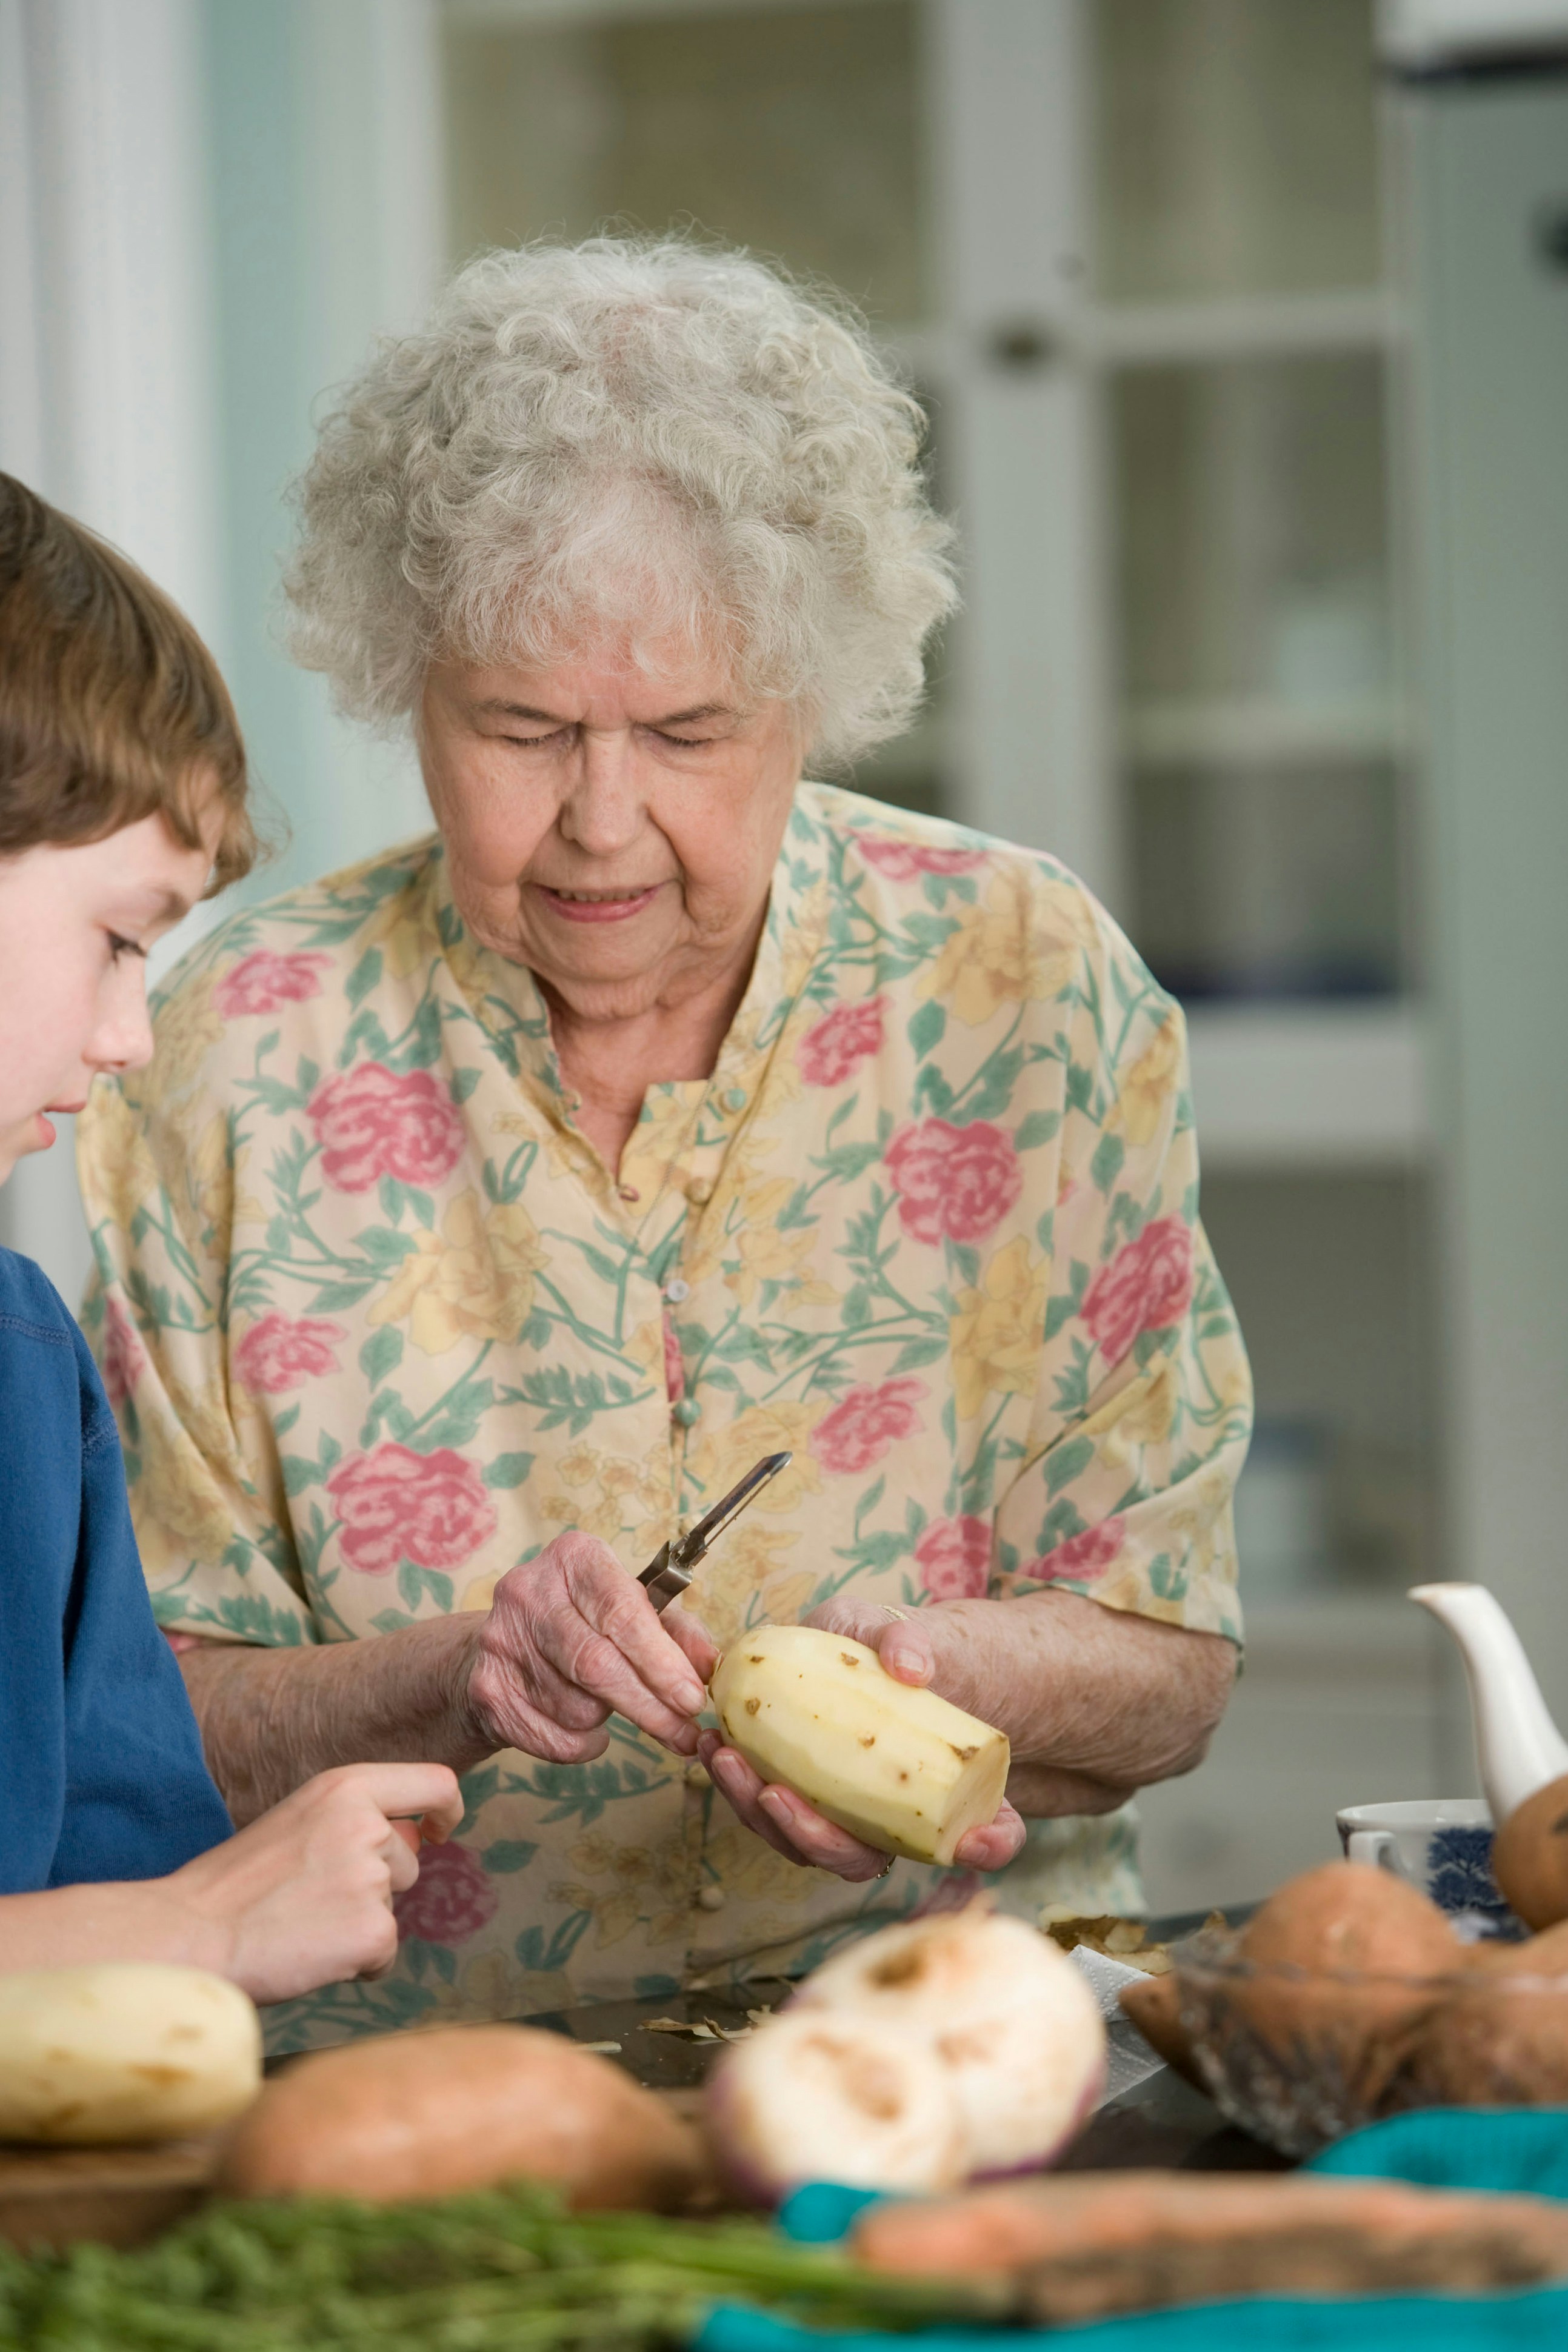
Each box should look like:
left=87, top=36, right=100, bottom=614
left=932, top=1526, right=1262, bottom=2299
left=172, top=1762, right=463, bottom=2005
left=699, top=1597, right=1026, bottom=1883
left=467, top=1531, right=718, bottom=1765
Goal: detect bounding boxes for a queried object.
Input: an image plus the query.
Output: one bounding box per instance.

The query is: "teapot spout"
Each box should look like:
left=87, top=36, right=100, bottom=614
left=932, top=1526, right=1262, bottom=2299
left=1409, top=1582, right=1568, bottom=1823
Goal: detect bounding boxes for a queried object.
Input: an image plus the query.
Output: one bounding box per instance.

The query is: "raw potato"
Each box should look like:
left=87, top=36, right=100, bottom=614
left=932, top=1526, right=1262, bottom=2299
left=850, top=2170, right=1568, bottom=2320
left=218, top=2025, right=707, bottom=2210
left=707, top=2011, right=967, bottom=2204
left=793, top=1910, right=1104, bottom=2173
left=0, top=1965, right=260, bottom=2145
left=1493, top=1772, right=1568, bottom=1931
left=709, top=1625, right=1009, bottom=1863
left=1223, top=1862, right=1462, bottom=2110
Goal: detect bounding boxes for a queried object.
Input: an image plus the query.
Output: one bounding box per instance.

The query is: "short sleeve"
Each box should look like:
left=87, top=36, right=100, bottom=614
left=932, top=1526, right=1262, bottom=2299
left=991, top=938, right=1250, bottom=1646
left=76, top=1041, right=316, bottom=1650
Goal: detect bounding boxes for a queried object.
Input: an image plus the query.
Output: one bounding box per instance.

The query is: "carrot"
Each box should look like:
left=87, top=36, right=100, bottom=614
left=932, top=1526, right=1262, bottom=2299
left=850, top=2169, right=1568, bottom=2320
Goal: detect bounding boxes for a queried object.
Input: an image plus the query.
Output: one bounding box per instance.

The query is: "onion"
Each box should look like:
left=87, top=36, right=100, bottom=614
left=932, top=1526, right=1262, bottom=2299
left=792, top=1908, right=1106, bottom=2174
left=706, top=2011, right=967, bottom=2205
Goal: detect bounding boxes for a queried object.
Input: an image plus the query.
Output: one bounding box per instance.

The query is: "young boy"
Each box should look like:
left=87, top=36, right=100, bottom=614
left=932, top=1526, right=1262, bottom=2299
left=0, top=471, right=461, bottom=2003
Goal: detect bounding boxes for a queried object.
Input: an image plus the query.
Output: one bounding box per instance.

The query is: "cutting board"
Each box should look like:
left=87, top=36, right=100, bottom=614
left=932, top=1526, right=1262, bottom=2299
left=0, top=2134, right=225, bottom=2252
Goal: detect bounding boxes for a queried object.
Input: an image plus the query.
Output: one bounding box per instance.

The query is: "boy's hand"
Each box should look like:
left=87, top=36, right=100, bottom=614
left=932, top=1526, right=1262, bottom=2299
left=170, top=1762, right=462, bottom=2005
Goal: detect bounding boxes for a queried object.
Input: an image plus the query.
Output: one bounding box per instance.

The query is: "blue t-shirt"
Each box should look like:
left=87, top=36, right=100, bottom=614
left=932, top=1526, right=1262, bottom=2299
left=0, top=1248, right=232, bottom=1889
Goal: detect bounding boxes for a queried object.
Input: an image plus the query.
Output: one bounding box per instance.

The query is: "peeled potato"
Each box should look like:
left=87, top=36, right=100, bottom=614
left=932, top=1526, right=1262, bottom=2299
left=0, top=1965, right=261, bottom=2145
left=217, top=2025, right=707, bottom=2210
left=1227, top=1863, right=1463, bottom=2108
left=710, top=1625, right=1010, bottom=1865
left=1493, top=1774, right=1568, bottom=1931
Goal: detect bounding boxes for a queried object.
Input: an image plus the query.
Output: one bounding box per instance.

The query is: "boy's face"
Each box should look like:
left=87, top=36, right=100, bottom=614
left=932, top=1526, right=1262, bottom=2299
left=0, top=807, right=218, bottom=1185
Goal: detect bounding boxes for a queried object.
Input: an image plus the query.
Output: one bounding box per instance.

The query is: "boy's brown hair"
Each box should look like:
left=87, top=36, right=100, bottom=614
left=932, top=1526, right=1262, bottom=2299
left=0, top=472, right=256, bottom=891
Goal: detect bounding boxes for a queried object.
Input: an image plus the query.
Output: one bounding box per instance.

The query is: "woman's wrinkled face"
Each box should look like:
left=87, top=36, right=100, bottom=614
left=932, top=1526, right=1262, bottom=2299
left=417, top=643, right=805, bottom=1021
left=0, top=809, right=216, bottom=1186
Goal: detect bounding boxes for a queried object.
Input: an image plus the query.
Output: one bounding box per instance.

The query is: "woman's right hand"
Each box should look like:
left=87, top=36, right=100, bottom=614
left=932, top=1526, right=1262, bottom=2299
left=170, top=1762, right=462, bottom=2005
left=464, top=1531, right=717, bottom=1764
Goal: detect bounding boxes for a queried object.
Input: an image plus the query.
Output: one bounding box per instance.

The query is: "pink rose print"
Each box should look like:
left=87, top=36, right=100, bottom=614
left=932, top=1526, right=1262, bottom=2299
left=1034, top=1517, right=1127, bottom=1584
left=797, top=997, right=886, bottom=1087
left=393, top=1841, right=498, bottom=1945
left=664, top=1314, right=685, bottom=1403
left=1081, top=1217, right=1195, bottom=1366
left=327, top=1443, right=498, bottom=1575
left=915, top=1514, right=992, bottom=1601
left=815, top=1378, right=927, bottom=1475
left=858, top=839, right=987, bottom=883
left=232, top=1311, right=346, bottom=1395
left=308, top=1063, right=465, bottom=1195
left=100, top=1294, right=145, bottom=1410
left=884, top=1119, right=1023, bottom=1246
left=214, top=950, right=331, bottom=1020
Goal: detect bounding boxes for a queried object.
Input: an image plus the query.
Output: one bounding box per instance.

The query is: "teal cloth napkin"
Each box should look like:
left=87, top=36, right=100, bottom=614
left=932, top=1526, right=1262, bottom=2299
left=694, top=2110, right=1568, bottom=2352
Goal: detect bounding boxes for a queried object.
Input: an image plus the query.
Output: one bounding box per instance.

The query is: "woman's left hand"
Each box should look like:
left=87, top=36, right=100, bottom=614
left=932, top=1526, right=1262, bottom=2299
left=697, top=1597, right=1027, bottom=1882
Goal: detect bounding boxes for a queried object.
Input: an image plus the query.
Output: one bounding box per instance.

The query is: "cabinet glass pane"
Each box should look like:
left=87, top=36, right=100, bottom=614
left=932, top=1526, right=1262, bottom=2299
left=1201, top=1171, right=1438, bottom=1597
left=1094, top=0, right=1381, bottom=302
left=442, top=2, right=928, bottom=326
left=1115, top=353, right=1390, bottom=709
left=1132, top=763, right=1401, bottom=1000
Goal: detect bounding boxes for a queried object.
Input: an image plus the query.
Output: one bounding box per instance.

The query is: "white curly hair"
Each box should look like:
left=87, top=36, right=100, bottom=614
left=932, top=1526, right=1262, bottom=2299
left=283, top=236, right=958, bottom=767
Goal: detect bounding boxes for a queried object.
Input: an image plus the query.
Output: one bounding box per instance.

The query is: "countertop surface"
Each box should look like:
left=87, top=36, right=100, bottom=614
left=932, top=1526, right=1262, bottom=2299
left=518, top=1906, right=1285, bottom=2176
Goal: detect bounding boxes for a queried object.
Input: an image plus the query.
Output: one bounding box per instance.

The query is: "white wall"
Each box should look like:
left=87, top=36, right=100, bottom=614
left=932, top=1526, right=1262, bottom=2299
left=0, top=0, right=446, bottom=1303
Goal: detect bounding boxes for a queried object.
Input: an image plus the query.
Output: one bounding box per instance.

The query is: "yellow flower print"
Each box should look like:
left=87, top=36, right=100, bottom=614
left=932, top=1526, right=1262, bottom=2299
left=1079, top=1357, right=1181, bottom=1467
left=686, top=1400, right=823, bottom=1514
left=77, top=1079, right=161, bottom=1226
left=149, top=972, right=226, bottom=1096
left=950, top=1235, right=1050, bottom=1420
left=702, top=1822, right=833, bottom=1904
left=916, top=871, right=1086, bottom=1028
left=366, top=1189, right=546, bottom=1354
left=131, top=1411, right=239, bottom=1574
left=724, top=1218, right=835, bottom=1308
left=686, top=1522, right=800, bottom=1647
left=358, top=882, right=430, bottom=982
left=781, top=880, right=831, bottom=1000
left=558, top=1447, right=599, bottom=1489
left=461, top=1569, right=502, bottom=1612
left=1107, top=1015, right=1183, bottom=1149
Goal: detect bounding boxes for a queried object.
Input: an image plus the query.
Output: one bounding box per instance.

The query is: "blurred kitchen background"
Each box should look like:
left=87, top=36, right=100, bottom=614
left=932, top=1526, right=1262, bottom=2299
left=3, top=0, right=1566, bottom=1913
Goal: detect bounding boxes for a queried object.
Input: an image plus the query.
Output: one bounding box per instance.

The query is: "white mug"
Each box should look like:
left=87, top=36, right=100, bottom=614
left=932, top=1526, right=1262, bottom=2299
left=1335, top=1798, right=1521, bottom=1937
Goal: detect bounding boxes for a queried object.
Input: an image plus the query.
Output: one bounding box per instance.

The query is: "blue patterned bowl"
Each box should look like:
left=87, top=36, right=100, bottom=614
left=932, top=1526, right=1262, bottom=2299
left=1336, top=1799, right=1526, bottom=1941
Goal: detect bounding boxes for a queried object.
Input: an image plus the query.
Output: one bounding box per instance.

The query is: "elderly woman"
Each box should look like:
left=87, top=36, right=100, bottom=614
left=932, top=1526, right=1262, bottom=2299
left=79, top=238, right=1250, bottom=2049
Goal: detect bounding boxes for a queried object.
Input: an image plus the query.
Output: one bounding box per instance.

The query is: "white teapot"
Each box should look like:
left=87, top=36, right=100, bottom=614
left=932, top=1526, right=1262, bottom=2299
left=1410, top=1582, right=1568, bottom=1822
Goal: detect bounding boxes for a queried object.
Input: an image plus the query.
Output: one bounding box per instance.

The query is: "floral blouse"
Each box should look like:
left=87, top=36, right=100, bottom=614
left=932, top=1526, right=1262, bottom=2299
left=78, top=783, right=1250, bottom=2051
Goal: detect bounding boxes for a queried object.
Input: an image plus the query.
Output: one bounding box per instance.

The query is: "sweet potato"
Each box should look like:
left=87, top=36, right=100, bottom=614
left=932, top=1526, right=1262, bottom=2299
left=1116, top=1973, right=1206, bottom=2091
left=1221, top=1863, right=1461, bottom=2111
left=1493, top=1773, right=1568, bottom=1932
left=217, top=2025, right=707, bottom=2211
left=851, top=2169, right=1568, bottom=2320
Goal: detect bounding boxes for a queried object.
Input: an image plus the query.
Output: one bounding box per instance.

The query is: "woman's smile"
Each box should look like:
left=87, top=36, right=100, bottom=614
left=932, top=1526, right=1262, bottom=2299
left=532, top=881, right=665, bottom=923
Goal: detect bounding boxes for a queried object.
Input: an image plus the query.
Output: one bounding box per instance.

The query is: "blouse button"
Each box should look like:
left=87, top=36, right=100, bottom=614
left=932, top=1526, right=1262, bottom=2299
left=684, top=1762, right=710, bottom=1789
left=673, top=1398, right=701, bottom=1428
left=687, top=1177, right=713, bottom=1205
left=696, top=1884, right=726, bottom=1912
left=618, top=1183, right=641, bottom=1203
left=663, top=1276, right=690, bottom=1304
left=722, top=1087, right=747, bottom=1112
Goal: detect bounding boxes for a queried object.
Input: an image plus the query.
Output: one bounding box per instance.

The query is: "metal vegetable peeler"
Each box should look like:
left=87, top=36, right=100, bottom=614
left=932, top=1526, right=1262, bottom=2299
left=637, top=1451, right=792, bottom=1612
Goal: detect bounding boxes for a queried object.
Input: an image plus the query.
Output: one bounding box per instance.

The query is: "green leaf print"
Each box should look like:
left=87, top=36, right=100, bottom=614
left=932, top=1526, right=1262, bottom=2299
left=484, top=1452, right=535, bottom=1488
left=1091, top=1133, right=1127, bottom=1195
left=1013, top=1108, right=1061, bottom=1152
left=387, top=995, right=444, bottom=1073
left=907, top=999, right=946, bottom=1057
left=397, top=1560, right=454, bottom=1614
left=345, top=946, right=383, bottom=1007
left=484, top=1840, right=539, bottom=1873
left=1045, top=1434, right=1095, bottom=1497
left=359, top=1327, right=404, bottom=1385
